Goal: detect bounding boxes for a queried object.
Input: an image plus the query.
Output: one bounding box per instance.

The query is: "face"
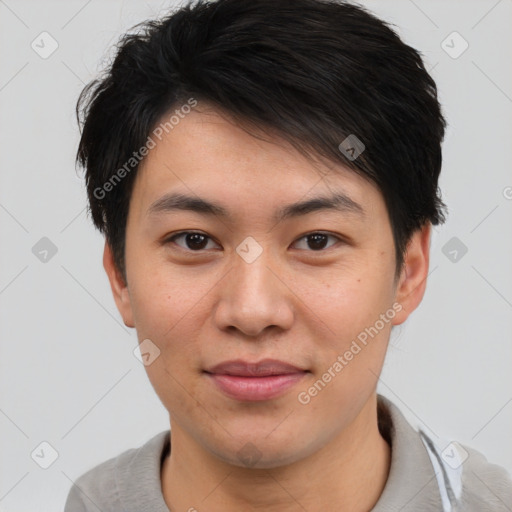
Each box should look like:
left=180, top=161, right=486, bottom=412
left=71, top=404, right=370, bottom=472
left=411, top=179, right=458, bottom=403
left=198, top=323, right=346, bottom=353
left=105, top=103, right=429, bottom=469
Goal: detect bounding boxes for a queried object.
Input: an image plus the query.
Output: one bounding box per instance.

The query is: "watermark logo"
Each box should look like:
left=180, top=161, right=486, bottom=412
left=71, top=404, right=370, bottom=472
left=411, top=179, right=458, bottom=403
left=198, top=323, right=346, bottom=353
left=93, top=97, right=198, bottom=200
left=133, top=338, right=161, bottom=366
left=31, top=441, right=59, bottom=469
left=338, top=134, right=365, bottom=161
left=236, top=442, right=263, bottom=467
left=441, top=31, right=469, bottom=59
left=297, top=302, right=402, bottom=405
left=32, top=237, right=58, bottom=263
left=442, top=236, right=468, bottom=263
left=441, top=441, right=469, bottom=469
left=31, top=32, right=59, bottom=59
left=236, top=236, right=263, bottom=264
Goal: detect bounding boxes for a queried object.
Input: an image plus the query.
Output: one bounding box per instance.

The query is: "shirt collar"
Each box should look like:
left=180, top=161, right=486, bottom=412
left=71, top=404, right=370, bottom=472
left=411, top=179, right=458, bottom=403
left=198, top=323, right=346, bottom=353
left=114, top=394, right=442, bottom=511
left=371, top=394, right=443, bottom=511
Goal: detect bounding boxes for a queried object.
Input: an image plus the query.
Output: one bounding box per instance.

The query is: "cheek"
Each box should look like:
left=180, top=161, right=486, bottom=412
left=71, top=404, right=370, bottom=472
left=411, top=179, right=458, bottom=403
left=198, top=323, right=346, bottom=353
left=295, top=259, right=395, bottom=397
left=128, top=260, right=217, bottom=341
left=297, top=259, right=395, bottom=338
left=295, top=285, right=392, bottom=430
left=127, top=265, right=211, bottom=389
left=130, top=269, right=207, bottom=418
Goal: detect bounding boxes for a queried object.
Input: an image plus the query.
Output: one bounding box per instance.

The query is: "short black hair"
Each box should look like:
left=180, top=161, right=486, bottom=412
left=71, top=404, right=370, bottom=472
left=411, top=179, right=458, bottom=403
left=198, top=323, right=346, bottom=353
left=76, top=0, right=447, bottom=283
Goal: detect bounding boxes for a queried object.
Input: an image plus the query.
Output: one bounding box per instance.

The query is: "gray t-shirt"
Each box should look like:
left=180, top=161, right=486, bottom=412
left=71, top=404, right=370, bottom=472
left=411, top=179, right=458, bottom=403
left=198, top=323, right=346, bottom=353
left=64, top=395, right=512, bottom=511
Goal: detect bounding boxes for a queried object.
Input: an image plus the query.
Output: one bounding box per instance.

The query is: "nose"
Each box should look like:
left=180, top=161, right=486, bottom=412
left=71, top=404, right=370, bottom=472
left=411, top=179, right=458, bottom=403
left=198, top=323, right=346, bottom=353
left=213, top=247, right=294, bottom=338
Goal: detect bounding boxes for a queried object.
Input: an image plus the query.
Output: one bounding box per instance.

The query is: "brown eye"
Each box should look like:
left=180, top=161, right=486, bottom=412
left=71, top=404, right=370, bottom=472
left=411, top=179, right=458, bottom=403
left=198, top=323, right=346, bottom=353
left=293, top=232, right=340, bottom=251
left=168, top=232, right=220, bottom=251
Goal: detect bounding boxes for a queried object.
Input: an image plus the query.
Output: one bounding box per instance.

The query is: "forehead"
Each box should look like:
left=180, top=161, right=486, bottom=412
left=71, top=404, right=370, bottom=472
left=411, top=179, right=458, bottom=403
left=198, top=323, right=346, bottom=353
left=129, top=105, right=383, bottom=224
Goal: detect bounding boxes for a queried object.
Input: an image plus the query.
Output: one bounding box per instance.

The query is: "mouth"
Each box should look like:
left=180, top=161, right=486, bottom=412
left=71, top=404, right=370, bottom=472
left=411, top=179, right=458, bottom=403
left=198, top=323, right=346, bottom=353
left=204, top=359, right=309, bottom=401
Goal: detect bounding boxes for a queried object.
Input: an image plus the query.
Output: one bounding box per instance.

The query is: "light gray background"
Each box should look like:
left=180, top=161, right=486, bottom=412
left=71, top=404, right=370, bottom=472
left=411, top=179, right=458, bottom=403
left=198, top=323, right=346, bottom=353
left=0, top=0, right=511, bottom=510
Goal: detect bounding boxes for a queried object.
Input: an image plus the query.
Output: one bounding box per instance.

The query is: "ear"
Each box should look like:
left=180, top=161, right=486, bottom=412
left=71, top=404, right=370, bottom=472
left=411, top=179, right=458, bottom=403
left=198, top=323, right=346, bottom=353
left=103, top=241, right=135, bottom=328
left=391, top=223, right=431, bottom=326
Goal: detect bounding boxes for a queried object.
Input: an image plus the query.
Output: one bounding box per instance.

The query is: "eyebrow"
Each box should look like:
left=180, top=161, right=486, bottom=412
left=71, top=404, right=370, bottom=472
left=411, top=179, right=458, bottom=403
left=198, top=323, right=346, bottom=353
left=146, top=191, right=365, bottom=223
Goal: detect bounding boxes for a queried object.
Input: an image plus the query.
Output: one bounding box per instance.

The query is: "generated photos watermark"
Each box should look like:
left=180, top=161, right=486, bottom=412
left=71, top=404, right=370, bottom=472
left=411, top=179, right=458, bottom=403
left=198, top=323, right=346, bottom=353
left=297, top=302, right=403, bottom=405
left=93, top=97, right=198, bottom=200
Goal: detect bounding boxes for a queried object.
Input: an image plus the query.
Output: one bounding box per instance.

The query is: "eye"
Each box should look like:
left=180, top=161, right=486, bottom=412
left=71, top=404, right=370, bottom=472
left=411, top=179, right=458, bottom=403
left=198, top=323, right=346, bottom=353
left=166, top=231, right=221, bottom=251
left=165, top=231, right=342, bottom=253
left=292, top=232, right=341, bottom=251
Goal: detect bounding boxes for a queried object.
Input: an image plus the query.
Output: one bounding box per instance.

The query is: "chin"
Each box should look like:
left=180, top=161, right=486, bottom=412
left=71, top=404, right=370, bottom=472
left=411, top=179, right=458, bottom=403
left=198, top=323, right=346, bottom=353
left=208, top=434, right=314, bottom=470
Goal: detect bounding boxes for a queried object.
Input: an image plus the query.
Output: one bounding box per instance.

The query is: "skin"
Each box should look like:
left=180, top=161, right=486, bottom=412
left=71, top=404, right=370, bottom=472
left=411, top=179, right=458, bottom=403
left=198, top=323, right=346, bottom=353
left=103, top=103, right=431, bottom=512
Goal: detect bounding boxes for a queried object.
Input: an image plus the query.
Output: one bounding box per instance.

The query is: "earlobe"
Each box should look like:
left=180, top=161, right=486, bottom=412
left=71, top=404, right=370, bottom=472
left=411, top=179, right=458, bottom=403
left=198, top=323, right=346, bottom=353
left=103, top=241, right=135, bottom=328
left=391, top=223, right=431, bottom=326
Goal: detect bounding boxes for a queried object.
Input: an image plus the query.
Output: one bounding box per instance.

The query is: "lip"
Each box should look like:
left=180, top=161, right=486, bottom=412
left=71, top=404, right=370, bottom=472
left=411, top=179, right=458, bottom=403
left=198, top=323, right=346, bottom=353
left=204, top=359, right=308, bottom=401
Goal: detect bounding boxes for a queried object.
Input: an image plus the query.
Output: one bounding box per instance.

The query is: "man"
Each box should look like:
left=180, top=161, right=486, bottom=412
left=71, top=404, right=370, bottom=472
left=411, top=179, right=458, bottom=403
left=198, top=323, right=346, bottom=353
left=65, top=0, right=512, bottom=510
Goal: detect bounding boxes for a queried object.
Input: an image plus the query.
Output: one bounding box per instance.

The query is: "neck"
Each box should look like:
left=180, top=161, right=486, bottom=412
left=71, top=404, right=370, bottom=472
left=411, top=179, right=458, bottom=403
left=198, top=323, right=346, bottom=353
left=161, top=394, right=391, bottom=512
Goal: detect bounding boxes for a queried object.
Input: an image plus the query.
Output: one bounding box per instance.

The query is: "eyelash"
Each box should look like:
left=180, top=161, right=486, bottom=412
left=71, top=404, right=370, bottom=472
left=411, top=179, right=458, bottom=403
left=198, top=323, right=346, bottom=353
left=164, top=230, right=344, bottom=253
